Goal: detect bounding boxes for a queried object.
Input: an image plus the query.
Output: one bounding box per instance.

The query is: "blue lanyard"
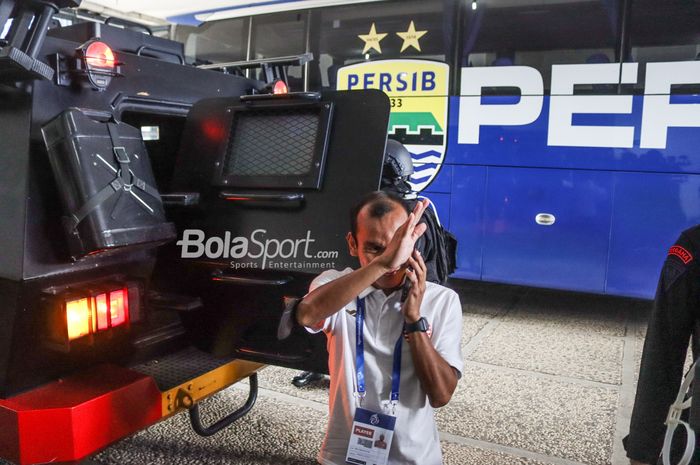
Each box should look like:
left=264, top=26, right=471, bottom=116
left=355, top=297, right=403, bottom=409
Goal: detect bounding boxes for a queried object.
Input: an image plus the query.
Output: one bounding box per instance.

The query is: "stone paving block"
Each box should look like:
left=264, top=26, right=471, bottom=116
left=470, top=321, right=625, bottom=384
left=86, top=381, right=560, bottom=465
left=504, top=295, right=628, bottom=338
left=255, top=365, right=330, bottom=404
left=451, top=281, right=523, bottom=318
left=634, top=323, right=648, bottom=340
left=442, top=442, right=554, bottom=465
left=256, top=315, right=489, bottom=401
left=436, top=363, right=618, bottom=465
left=461, top=314, right=491, bottom=349
left=94, top=391, right=326, bottom=465
left=629, top=336, right=644, bottom=396
left=628, top=304, right=650, bottom=340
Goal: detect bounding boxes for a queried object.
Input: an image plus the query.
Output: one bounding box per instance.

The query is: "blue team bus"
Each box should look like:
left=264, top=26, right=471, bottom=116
left=169, top=0, right=700, bottom=299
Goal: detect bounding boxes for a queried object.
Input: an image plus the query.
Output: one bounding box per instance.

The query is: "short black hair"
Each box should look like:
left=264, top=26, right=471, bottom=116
left=350, top=191, right=410, bottom=237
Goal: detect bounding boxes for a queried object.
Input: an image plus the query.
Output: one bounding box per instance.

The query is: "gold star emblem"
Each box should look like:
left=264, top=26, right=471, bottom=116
left=396, top=21, right=427, bottom=53
left=358, top=23, right=388, bottom=54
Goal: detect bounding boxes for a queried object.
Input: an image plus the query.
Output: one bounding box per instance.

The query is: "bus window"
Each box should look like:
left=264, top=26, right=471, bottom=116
left=461, top=0, right=621, bottom=94
left=251, top=11, right=307, bottom=90
left=626, top=0, right=700, bottom=95
left=309, top=0, right=454, bottom=91
left=174, top=19, right=248, bottom=65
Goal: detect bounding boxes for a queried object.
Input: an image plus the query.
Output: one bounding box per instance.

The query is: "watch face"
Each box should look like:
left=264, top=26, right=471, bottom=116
left=417, top=317, right=429, bottom=332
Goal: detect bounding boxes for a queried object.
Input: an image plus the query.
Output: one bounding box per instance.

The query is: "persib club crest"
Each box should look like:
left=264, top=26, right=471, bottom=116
left=337, top=59, right=449, bottom=192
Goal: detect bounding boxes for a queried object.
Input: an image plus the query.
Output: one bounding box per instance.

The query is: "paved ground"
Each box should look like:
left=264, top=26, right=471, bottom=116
left=3, top=281, right=655, bottom=465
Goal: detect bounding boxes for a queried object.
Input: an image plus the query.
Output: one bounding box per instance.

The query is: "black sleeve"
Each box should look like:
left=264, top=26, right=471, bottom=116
left=625, top=233, right=700, bottom=464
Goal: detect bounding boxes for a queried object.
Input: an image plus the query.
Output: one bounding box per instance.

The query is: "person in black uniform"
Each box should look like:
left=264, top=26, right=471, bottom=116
left=625, top=226, right=700, bottom=465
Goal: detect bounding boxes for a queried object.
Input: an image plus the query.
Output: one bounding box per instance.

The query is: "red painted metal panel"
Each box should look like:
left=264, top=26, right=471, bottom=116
left=0, top=364, right=162, bottom=465
left=0, top=406, right=19, bottom=464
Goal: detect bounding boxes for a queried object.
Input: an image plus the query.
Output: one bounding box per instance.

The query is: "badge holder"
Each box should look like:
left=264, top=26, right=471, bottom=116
left=346, top=297, right=403, bottom=465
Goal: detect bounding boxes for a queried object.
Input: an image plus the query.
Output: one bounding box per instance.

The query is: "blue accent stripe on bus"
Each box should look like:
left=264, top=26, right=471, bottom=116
left=413, top=163, right=438, bottom=172
left=410, top=175, right=433, bottom=183
left=166, top=14, right=202, bottom=26
left=411, top=150, right=442, bottom=161
left=167, top=0, right=309, bottom=25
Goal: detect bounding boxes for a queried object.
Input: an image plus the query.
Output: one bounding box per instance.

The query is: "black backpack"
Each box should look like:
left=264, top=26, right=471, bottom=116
left=406, top=196, right=457, bottom=285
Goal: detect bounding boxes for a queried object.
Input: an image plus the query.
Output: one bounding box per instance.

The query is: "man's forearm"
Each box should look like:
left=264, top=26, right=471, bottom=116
left=406, top=331, right=457, bottom=408
left=296, top=260, right=389, bottom=327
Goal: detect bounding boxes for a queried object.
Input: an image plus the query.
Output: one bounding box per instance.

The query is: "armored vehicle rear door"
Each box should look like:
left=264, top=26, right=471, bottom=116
left=157, top=90, right=390, bottom=373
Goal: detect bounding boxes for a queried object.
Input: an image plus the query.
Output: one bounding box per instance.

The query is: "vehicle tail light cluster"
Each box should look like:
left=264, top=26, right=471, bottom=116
left=79, top=40, right=119, bottom=90
left=256, top=79, right=289, bottom=96
left=272, top=80, right=289, bottom=94
left=45, top=282, right=141, bottom=352
left=65, top=288, right=130, bottom=341
left=84, top=41, right=116, bottom=69
left=55, top=39, right=121, bottom=90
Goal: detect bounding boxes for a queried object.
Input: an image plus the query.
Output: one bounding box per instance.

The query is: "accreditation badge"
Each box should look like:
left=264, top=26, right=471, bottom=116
left=345, top=407, right=396, bottom=465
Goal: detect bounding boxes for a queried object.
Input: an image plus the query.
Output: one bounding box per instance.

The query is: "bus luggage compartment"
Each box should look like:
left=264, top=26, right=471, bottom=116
left=159, top=90, right=390, bottom=372
left=480, top=167, right=614, bottom=293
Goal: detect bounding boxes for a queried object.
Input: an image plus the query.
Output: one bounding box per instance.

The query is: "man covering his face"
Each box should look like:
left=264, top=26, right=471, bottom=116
left=296, top=191, right=463, bottom=465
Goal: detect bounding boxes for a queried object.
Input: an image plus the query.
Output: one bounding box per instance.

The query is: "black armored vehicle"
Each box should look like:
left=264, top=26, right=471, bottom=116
left=0, top=1, right=390, bottom=463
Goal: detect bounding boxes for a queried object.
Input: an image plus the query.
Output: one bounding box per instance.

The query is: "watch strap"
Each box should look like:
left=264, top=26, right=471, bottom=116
left=404, top=317, right=428, bottom=333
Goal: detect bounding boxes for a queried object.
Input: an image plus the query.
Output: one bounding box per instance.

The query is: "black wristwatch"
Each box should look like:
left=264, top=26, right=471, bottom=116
left=404, top=317, right=429, bottom=333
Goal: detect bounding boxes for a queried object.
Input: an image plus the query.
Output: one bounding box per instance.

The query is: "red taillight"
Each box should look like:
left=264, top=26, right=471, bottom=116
left=202, top=119, right=226, bottom=142
left=63, top=288, right=129, bottom=341
left=95, top=293, right=109, bottom=330
left=273, top=80, right=288, bottom=95
left=109, top=289, right=129, bottom=327
left=84, top=41, right=115, bottom=69
left=66, top=298, right=92, bottom=341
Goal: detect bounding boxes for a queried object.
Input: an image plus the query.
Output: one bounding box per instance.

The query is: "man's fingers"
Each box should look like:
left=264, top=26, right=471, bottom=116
left=414, top=249, right=427, bottom=273
left=411, top=255, right=426, bottom=285
left=407, top=254, right=426, bottom=294
left=400, top=213, right=414, bottom=233
left=411, top=222, right=428, bottom=241
left=413, top=250, right=427, bottom=279
left=402, top=200, right=430, bottom=240
left=400, top=212, right=416, bottom=238
left=408, top=202, right=421, bottom=228
left=410, top=200, right=428, bottom=228
left=405, top=266, right=418, bottom=284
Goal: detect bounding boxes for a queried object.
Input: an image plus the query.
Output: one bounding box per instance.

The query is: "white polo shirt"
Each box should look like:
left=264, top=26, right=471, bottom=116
left=307, top=268, right=463, bottom=465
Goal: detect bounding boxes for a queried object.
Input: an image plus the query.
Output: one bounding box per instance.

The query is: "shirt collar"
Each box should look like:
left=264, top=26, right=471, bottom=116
left=358, top=286, right=377, bottom=299
left=364, top=285, right=402, bottom=304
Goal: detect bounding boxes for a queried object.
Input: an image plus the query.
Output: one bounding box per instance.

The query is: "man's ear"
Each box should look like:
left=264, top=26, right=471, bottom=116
left=346, top=232, right=358, bottom=257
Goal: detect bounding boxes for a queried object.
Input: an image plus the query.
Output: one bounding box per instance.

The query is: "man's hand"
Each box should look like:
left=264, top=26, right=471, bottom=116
left=403, top=248, right=458, bottom=408
left=374, top=199, right=429, bottom=272
left=403, top=250, right=426, bottom=323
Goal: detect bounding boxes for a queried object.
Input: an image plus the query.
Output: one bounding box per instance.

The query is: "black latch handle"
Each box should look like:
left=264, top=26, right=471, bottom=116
left=219, top=192, right=304, bottom=203
left=189, top=374, right=258, bottom=437
left=161, top=192, right=200, bottom=207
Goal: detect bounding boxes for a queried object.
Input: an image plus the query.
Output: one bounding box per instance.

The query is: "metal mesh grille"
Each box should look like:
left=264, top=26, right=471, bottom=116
left=224, top=108, right=319, bottom=177
left=132, top=346, right=235, bottom=390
